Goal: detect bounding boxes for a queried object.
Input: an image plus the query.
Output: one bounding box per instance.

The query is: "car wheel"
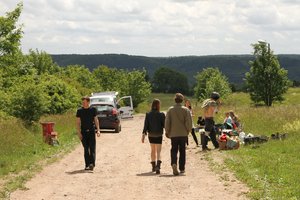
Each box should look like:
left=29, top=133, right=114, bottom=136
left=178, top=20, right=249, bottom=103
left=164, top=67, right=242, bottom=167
left=115, top=125, right=121, bottom=133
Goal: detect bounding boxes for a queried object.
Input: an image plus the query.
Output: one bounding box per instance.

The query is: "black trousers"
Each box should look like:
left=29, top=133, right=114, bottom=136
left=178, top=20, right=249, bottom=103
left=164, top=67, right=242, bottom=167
left=171, top=137, right=188, bottom=171
left=186, top=128, right=199, bottom=146
left=191, top=128, right=199, bottom=145
left=81, top=129, right=96, bottom=167
left=203, top=118, right=219, bottom=149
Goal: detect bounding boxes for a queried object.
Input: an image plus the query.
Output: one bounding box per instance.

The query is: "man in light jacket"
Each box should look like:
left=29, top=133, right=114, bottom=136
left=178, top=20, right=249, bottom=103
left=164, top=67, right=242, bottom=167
left=165, top=93, right=192, bottom=175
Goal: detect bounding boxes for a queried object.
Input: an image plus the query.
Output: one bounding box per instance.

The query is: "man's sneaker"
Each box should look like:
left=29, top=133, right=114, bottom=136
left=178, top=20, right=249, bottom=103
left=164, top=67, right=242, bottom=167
left=180, top=170, right=185, bottom=174
left=172, top=164, right=179, bottom=176
left=89, top=164, right=94, bottom=171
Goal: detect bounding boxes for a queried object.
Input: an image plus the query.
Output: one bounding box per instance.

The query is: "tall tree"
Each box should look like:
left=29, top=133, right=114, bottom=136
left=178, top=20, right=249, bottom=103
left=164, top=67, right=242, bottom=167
left=245, top=42, right=290, bottom=106
left=0, top=3, right=23, bottom=56
left=194, top=67, right=231, bottom=101
left=120, top=70, right=151, bottom=107
left=93, top=65, right=125, bottom=92
left=152, top=67, right=189, bottom=94
left=0, top=3, right=26, bottom=86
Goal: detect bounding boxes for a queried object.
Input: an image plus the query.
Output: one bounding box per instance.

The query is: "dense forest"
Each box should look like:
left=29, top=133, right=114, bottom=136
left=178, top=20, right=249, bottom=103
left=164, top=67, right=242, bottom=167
left=51, top=54, right=300, bottom=86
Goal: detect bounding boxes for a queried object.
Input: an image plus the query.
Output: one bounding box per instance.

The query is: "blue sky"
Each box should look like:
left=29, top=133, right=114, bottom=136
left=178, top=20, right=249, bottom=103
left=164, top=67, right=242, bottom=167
left=1, top=0, right=300, bottom=56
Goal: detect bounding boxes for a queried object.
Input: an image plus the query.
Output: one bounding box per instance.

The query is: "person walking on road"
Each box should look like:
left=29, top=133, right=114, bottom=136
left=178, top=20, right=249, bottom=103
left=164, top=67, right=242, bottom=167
left=76, top=96, right=101, bottom=171
left=201, top=92, right=221, bottom=151
left=165, top=93, right=192, bottom=175
left=184, top=99, right=199, bottom=146
left=142, top=99, right=166, bottom=174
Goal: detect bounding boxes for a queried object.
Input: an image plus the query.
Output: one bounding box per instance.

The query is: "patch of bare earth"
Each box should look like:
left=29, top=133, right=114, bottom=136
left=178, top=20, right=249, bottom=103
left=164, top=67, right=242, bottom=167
left=9, top=114, right=249, bottom=200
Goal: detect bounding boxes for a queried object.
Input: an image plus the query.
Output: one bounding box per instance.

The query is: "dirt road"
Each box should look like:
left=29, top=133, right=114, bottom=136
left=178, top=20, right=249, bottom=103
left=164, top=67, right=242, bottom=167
left=10, top=114, right=249, bottom=200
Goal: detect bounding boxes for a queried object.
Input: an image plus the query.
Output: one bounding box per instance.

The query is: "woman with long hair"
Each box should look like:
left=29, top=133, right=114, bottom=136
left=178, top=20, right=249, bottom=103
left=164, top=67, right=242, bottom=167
left=142, top=99, right=166, bottom=174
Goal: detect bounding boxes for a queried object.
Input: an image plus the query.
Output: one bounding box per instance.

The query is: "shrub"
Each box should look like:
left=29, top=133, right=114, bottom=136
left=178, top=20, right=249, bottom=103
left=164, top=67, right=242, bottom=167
left=9, top=76, right=50, bottom=124
left=41, top=75, right=80, bottom=114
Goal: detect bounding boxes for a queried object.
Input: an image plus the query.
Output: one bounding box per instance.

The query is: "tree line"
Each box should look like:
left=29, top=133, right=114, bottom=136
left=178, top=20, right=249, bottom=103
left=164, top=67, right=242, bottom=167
left=52, top=54, right=300, bottom=87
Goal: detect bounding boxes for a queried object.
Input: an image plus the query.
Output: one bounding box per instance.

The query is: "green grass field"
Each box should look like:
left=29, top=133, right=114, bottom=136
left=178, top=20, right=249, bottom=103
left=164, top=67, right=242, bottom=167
left=1, top=88, right=300, bottom=199
left=0, top=111, right=78, bottom=198
left=197, top=88, right=300, bottom=199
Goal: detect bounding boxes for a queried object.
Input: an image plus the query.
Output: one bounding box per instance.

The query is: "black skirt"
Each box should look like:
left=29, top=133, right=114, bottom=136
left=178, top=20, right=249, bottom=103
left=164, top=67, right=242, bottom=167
left=148, top=136, right=163, bottom=144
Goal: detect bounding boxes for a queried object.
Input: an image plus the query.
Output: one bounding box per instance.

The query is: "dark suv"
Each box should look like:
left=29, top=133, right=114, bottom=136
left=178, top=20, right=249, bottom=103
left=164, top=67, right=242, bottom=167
left=91, top=102, right=122, bottom=133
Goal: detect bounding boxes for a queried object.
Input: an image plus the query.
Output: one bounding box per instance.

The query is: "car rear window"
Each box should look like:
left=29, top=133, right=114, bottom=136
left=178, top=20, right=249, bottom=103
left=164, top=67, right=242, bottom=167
left=93, top=105, right=114, bottom=112
left=90, top=97, right=113, bottom=104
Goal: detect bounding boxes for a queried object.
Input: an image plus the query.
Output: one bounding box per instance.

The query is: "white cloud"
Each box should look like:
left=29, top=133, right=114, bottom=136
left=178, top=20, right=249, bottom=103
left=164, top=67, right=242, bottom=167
left=104, top=38, right=120, bottom=44
left=1, top=0, right=300, bottom=56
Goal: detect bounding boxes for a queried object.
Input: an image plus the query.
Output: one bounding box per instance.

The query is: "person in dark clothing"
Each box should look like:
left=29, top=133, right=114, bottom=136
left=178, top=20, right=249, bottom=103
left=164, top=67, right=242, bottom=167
left=197, top=116, right=205, bottom=128
left=184, top=99, right=199, bottom=146
left=142, top=99, right=165, bottom=174
left=201, top=92, right=221, bottom=151
left=76, top=96, right=100, bottom=171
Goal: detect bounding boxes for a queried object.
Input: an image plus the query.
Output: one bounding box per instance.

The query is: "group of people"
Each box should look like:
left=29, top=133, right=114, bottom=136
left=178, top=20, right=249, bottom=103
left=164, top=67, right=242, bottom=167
left=142, top=92, right=221, bottom=175
left=75, top=92, right=222, bottom=175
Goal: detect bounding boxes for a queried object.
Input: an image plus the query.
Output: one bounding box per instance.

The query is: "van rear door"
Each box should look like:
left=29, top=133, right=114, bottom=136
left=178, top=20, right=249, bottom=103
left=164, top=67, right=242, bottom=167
left=117, top=96, right=133, bottom=119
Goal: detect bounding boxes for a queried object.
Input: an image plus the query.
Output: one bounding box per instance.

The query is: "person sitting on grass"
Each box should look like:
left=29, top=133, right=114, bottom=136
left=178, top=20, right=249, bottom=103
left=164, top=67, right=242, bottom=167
left=223, top=111, right=233, bottom=129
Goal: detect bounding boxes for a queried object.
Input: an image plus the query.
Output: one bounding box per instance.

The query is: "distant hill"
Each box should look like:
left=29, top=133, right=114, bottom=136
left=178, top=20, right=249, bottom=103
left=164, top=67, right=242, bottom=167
left=51, top=54, right=300, bottom=86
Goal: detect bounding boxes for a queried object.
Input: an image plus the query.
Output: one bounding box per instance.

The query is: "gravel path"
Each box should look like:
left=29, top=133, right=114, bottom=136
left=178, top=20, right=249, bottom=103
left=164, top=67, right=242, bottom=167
left=10, top=114, right=249, bottom=200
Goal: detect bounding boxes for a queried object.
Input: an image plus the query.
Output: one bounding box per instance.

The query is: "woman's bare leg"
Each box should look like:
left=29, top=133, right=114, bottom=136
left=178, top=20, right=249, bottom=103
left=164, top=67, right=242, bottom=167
left=150, top=143, right=156, bottom=161
left=156, top=144, right=162, bottom=161
left=155, top=144, right=162, bottom=174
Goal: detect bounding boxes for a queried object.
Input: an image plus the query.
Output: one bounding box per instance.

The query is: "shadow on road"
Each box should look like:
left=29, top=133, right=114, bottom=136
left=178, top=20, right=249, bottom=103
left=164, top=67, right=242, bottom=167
left=159, top=174, right=185, bottom=178
left=65, top=169, right=93, bottom=175
left=136, top=171, right=158, bottom=176
left=136, top=172, right=185, bottom=178
left=99, top=130, right=117, bottom=134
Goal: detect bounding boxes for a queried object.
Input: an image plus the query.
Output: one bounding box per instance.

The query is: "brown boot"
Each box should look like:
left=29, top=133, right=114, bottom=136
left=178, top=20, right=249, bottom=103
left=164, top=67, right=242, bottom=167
left=172, top=164, right=179, bottom=176
left=155, top=160, right=162, bottom=174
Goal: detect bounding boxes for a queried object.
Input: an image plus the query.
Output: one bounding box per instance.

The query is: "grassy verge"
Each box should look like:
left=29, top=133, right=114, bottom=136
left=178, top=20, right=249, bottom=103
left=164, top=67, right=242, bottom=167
left=202, top=88, right=300, bottom=199
left=224, top=132, right=300, bottom=199
left=0, top=111, right=79, bottom=199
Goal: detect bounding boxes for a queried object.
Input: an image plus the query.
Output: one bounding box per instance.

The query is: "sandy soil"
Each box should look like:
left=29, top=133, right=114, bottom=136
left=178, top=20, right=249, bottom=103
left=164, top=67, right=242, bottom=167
left=10, top=114, right=249, bottom=200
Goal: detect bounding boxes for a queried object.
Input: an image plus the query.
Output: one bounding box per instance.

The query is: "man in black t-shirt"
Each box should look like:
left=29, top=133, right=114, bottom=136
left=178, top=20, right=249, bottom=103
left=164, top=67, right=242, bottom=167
left=76, top=96, right=100, bottom=170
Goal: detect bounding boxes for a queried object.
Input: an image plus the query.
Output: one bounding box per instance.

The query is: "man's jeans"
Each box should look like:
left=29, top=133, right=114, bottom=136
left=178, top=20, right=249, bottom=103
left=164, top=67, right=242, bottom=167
left=171, top=136, right=188, bottom=171
left=203, top=118, right=219, bottom=149
left=81, top=129, right=96, bottom=167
